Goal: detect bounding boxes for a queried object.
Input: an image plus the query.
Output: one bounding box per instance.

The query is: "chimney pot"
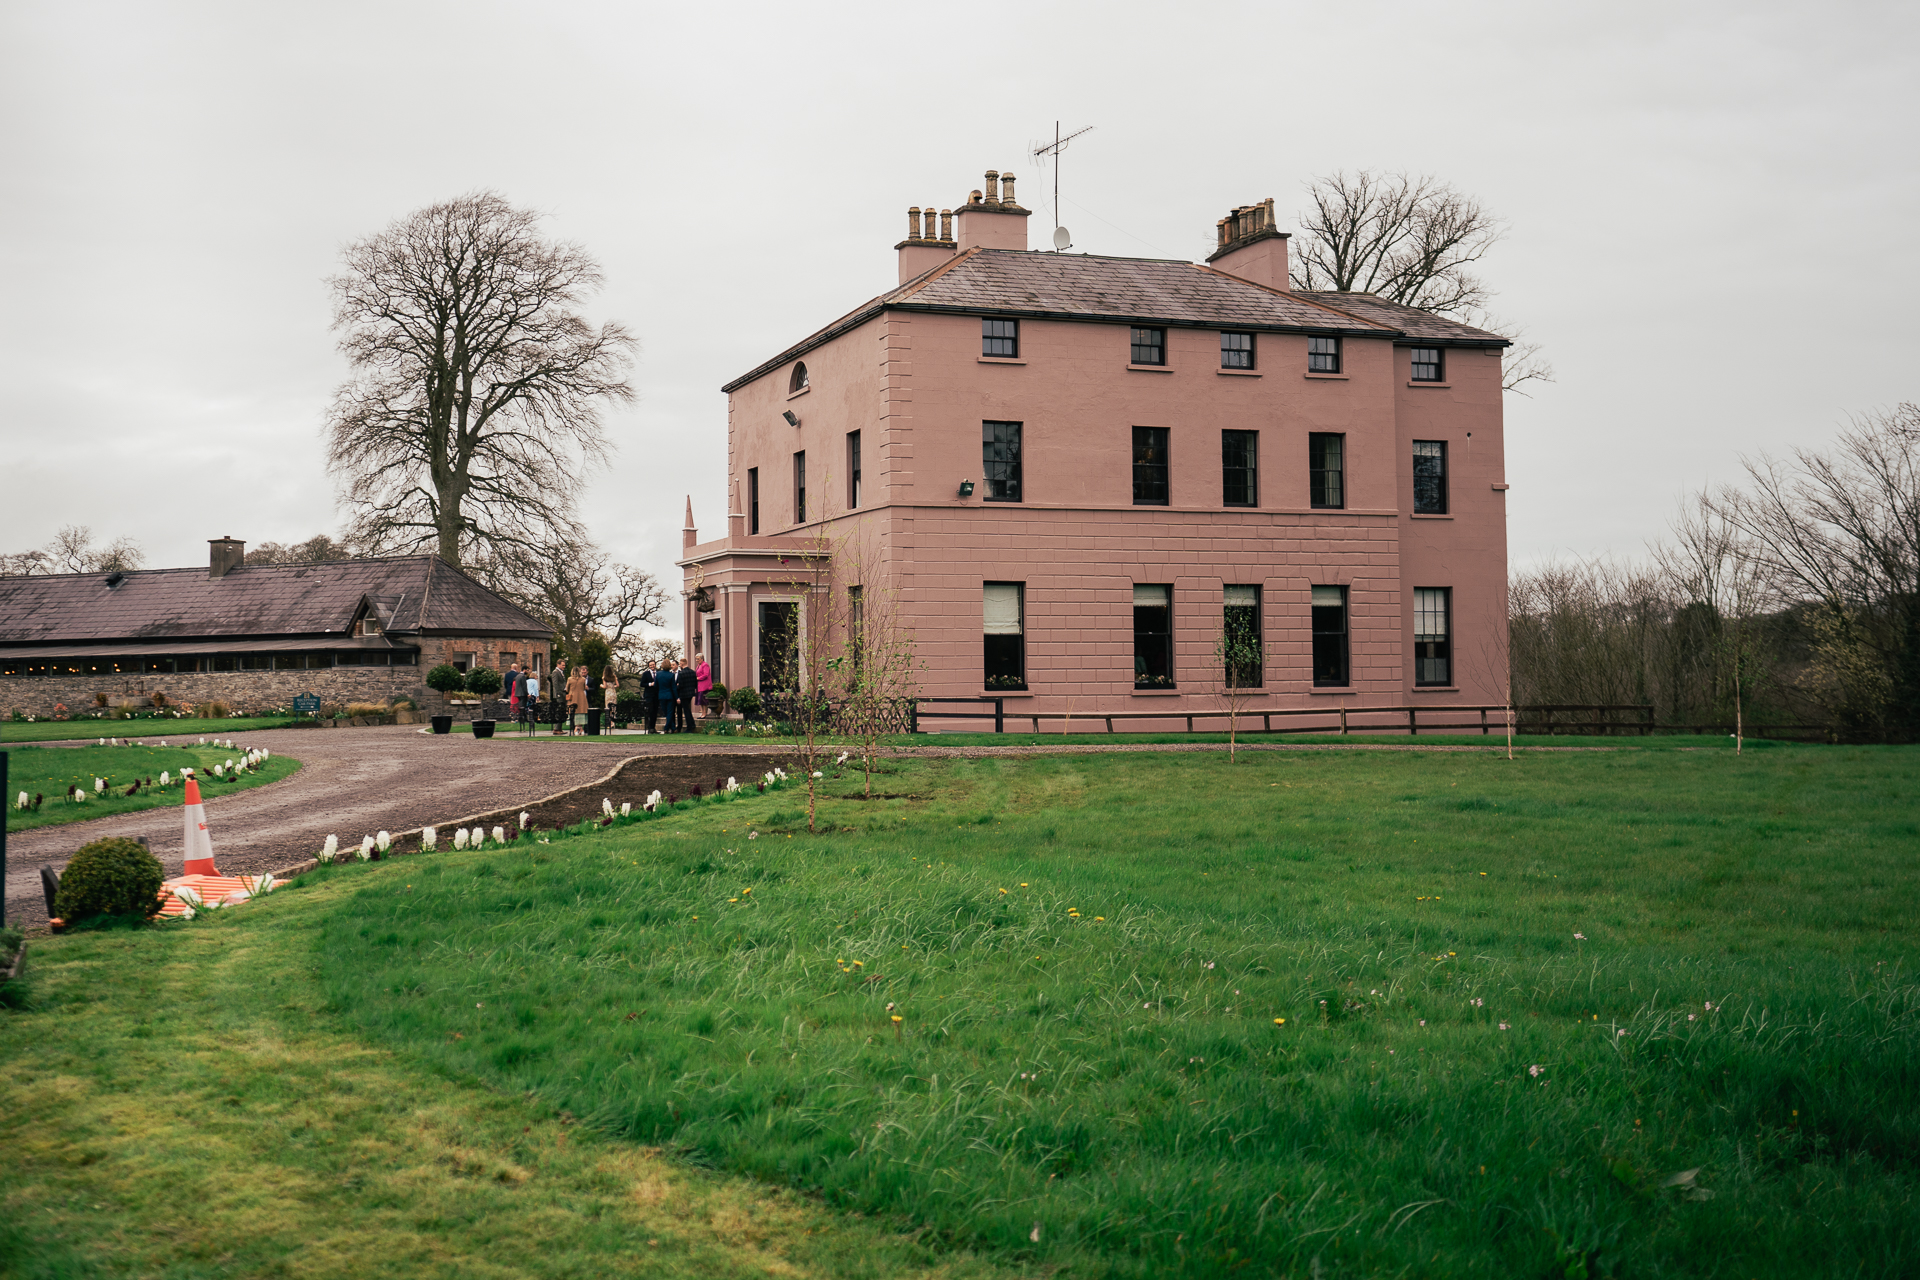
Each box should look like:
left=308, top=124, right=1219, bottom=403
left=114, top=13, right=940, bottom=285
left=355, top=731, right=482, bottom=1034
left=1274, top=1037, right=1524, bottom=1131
left=969, top=188, right=983, bottom=206
left=1001, top=172, right=1017, bottom=205
left=940, top=208, right=953, bottom=240
left=908, top=206, right=922, bottom=239
left=984, top=170, right=1000, bottom=202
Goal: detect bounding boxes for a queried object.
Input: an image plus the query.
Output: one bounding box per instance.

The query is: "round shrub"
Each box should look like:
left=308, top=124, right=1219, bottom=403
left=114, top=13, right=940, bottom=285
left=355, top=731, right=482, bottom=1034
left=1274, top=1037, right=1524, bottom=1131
left=53, top=837, right=165, bottom=923
left=465, top=666, right=502, bottom=698
left=729, top=687, right=762, bottom=720
left=426, top=663, right=466, bottom=695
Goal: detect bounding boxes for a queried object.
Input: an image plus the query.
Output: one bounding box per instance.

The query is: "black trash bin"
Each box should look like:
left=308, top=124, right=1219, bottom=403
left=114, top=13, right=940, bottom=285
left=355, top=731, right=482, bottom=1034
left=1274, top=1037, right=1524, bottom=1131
left=586, top=708, right=602, bottom=736
left=430, top=715, right=453, bottom=735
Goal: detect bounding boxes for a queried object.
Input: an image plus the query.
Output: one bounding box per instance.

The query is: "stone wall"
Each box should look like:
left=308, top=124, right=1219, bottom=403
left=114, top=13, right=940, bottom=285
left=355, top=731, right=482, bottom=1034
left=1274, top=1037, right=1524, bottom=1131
left=1, top=634, right=549, bottom=720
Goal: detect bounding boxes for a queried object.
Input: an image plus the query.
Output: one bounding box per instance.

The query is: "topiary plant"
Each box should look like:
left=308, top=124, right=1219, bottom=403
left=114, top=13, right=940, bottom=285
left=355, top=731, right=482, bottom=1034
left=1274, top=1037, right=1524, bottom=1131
left=465, top=666, right=502, bottom=699
left=730, top=687, right=762, bottom=720
left=426, top=663, right=466, bottom=696
left=53, top=837, right=165, bottom=923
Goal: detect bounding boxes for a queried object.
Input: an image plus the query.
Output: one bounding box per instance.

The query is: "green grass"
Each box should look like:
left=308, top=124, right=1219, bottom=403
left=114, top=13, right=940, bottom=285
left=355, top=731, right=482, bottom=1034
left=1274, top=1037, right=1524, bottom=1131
left=4, top=744, right=300, bottom=833
left=305, top=745, right=1917, bottom=1277
left=0, top=891, right=1018, bottom=1279
left=5, top=745, right=1915, bottom=1277
left=0, top=716, right=298, bottom=745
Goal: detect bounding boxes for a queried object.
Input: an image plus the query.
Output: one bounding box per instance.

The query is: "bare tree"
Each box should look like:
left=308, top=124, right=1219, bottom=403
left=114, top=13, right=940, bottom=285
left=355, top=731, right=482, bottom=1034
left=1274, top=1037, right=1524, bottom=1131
left=325, top=192, right=635, bottom=567
left=1656, top=495, right=1774, bottom=753
left=1208, top=592, right=1264, bottom=762
left=1714, top=403, right=1920, bottom=736
left=2, top=525, right=144, bottom=576
left=832, top=524, right=920, bottom=796
left=247, top=534, right=355, bottom=565
left=475, top=536, right=669, bottom=667
left=1291, top=171, right=1553, bottom=395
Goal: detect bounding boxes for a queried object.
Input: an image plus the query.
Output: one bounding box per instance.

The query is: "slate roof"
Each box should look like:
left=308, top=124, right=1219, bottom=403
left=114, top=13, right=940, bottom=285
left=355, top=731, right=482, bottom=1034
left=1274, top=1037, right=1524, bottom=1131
left=1295, top=291, right=1507, bottom=344
left=723, top=248, right=1507, bottom=393
left=0, top=555, right=549, bottom=648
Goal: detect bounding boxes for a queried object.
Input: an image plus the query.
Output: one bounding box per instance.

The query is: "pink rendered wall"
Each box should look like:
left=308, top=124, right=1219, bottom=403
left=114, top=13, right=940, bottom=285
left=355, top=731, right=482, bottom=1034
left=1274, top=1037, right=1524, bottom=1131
left=703, top=294, right=1508, bottom=714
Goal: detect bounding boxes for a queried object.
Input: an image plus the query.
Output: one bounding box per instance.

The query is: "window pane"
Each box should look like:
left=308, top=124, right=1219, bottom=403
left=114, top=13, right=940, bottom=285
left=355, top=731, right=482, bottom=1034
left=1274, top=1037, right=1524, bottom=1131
left=793, top=451, right=806, bottom=523
left=1134, top=584, right=1172, bottom=687
left=983, top=582, right=1025, bottom=688
left=1223, top=585, right=1261, bottom=688
left=1130, top=326, right=1165, bottom=365
left=1220, top=331, right=1253, bottom=369
left=1311, top=585, right=1348, bottom=687
left=1413, top=440, right=1447, bottom=514
left=1411, top=347, right=1443, bottom=381
left=1308, top=335, right=1341, bottom=373
left=983, top=317, right=1018, bottom=358
left=983, top=421, right=1022, bottom=501
left=1222, top=430, right=1256, bottom=506
left=1414, top=587, right=1451, bottom=686
left=1133, top=426, right=1169, bottom=504
left=1309, top=432, right=1345, bottom=509
left=748, top=467, right=760, bottom=534
left=758, top=602, right=798, bottom=693
left=847, top=431, right=862, bottom=509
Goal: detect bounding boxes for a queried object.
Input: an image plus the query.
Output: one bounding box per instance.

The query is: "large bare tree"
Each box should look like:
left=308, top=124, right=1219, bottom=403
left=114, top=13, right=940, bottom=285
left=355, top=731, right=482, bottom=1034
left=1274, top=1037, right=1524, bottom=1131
left=247, top=534, right=355, bottom=565
left=1290, top=170, right=1553, bottom=395
left=325, top=192, right=636, bottom=566
left=474, top=537, right=669, bottom=668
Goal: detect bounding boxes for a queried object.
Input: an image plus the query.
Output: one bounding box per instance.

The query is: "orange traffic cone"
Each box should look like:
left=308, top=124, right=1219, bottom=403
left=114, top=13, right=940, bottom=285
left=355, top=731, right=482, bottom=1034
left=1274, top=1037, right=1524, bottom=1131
left=182, top=776, right=218, bottom=877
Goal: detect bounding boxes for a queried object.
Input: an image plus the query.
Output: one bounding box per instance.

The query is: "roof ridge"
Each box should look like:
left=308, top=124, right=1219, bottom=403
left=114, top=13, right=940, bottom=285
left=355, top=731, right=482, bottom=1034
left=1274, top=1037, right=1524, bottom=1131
left=1189, top=265, right=1399, bottom=331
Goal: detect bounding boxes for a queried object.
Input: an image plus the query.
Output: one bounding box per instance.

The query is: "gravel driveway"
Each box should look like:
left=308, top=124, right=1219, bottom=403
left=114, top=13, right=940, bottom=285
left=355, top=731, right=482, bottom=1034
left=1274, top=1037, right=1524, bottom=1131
left=3, top=726, right=794, bottom=931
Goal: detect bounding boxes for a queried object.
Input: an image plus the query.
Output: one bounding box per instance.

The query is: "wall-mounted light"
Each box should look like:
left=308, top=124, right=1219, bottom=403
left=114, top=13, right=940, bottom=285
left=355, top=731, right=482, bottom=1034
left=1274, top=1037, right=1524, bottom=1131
left=782, top=410, right=801, bottom=428
left=958, top=480, right=975, bottom=498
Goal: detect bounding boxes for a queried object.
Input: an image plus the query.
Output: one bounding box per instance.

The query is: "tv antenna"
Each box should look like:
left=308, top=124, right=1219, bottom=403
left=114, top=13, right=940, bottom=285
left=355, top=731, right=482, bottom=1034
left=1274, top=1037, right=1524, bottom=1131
left=1032, top=121, right=1092, bottom=251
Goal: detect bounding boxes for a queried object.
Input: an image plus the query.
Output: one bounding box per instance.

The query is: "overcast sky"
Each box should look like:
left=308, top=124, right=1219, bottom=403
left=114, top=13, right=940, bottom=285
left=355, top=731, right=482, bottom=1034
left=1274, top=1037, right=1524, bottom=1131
left=4, top=0, right=1914, bottom=636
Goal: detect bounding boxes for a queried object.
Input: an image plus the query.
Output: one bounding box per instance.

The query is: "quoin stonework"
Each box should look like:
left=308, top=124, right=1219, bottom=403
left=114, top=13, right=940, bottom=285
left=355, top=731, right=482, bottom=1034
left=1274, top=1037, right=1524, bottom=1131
left=678, top=168, right=1512, bottom=723
left=0, top=540, right=551, bottom=718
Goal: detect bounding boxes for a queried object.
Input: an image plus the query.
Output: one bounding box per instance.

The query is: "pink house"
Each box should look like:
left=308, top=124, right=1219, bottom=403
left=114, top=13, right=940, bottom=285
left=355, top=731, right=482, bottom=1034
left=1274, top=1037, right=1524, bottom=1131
left=679, top=168, right=1510, bottom=728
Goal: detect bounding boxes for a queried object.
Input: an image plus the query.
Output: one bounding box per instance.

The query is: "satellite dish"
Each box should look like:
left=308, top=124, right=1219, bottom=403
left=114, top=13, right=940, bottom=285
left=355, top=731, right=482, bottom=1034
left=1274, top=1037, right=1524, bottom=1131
left=1052, top=225, right=1072, bottom=251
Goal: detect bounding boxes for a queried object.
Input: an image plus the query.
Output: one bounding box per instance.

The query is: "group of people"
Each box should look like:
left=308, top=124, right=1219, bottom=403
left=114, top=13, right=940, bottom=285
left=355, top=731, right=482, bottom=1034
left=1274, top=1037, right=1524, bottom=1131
left=498, top=654, right=711, bottom=735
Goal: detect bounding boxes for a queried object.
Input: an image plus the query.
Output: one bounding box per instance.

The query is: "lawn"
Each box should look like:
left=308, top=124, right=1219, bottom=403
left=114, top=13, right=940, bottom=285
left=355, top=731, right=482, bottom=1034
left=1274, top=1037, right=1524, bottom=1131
left=4, top=743, right=301, bottom=833
left=5, top=743, right=1916, bottom=1277
left=0, top=716, right=299, bottom=745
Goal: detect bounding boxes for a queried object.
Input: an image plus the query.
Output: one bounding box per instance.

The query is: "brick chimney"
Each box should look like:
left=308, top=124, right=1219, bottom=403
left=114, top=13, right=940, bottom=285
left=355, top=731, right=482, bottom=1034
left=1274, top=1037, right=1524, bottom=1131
left=208, top=536, right=245, bottom=579
left=954, top=167, right=1029, bottom=251
left=1205, top=198, right=1289, bottom=291
left=896, top=201, right=958, bottom=284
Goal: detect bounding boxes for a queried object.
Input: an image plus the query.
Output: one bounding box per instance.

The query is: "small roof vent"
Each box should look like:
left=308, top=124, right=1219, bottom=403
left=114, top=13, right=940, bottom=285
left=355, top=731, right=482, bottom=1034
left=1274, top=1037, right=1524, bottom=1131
left=105, top=571, right=126, bottom=588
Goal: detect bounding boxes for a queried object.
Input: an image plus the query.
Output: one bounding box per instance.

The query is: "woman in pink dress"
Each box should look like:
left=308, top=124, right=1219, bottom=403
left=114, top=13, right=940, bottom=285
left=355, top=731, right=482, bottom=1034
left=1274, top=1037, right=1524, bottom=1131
left=695, top=657, right=713, bottom=718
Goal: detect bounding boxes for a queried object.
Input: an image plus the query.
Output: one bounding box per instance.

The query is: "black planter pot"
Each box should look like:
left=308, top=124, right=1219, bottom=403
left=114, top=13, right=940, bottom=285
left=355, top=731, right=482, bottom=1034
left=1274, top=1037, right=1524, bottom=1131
left=430, top=715, right=454, bottom=735
left=472, top=720, right=497, bottom=739
left=586, top=708, right=602, bottom=736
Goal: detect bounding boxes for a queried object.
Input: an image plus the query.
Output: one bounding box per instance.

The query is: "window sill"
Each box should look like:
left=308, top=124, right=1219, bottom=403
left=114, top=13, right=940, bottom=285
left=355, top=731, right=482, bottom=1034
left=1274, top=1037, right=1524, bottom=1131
left=1410, top=513, right=1453, bottom=519
left=1132, top=688, right=1181, bottom=696
left=1216, top=368, right=1261, bottom=377
left=1303, top=372, right=1348, bottom=380
left=1126, top=364, right=1173, bottom=373
left=981, top=690, right=1032, bottom=697
left=978, top=357, right=1026, bottom=365
left=1411, top=687, right=1459, bottom=693
left=1308, top=687, right=1353, bottom=694
left=1407, top=381, right=1450, bottom=389
left=786, top=385, right=811, bottom=401
left=1491, top=483, right=1510, bottom=491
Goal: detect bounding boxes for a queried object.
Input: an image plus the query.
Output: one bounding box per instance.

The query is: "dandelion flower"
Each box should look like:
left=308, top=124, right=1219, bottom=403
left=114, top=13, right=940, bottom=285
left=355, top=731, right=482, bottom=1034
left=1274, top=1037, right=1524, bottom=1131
left=1274, top=1018, right=1286, bottom=1025
left=891, top=1015, right=903, bottom=1024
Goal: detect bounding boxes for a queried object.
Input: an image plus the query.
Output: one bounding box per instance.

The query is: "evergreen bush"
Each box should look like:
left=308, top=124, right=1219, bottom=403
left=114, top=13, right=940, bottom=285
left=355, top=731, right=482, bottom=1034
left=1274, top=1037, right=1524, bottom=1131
left=425, top=663, right=465, bottom=695
left=730, top=687, right=763, bottom=720
left=53, top=838, right=165, bottom=923
left=465, top=666, right=502, bottom=698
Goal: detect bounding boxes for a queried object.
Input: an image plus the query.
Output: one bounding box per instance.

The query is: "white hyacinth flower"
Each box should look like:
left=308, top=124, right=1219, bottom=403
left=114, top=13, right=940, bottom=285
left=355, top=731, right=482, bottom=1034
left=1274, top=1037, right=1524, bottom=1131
left=726, top=777, right=738, bottom=791
left=621, top=802, right=632, bottom=817
left=421, top=827, right=437, bottom=850
left=173, top=884, right=204, bottom=908
left=253, top=872, right=276, bottom=895
left=15, top=791, right=26, bottom=810
left=602, top=797, right=614, bottom=817
left=95, top=777, right=105, bottom=793
left=359, top=836, right=375, bottom=860
left=321, top=834, right=338, bottom=862
left=492, top=825, right=505, bottom=845
left=454, top=828, right=470, bottom=850
left=199, top=737, right=206, bottom=745
left=812, top=771, right=823, bottom=778
left=160, top=771, right=170, bottom=786
left=182, top=767, right=194, bottom=777
left=471, top=827, right=485, bottom=847
left=520, top=811, right=530, bottom=829
left=376, top=831, right=392, bottom=852
left=837, top=751, right=848, bottom=764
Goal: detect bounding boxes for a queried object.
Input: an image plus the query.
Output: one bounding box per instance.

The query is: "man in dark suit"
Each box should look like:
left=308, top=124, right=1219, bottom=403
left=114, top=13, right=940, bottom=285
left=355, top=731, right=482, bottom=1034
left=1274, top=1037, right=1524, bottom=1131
left=674, top=660, right=697, bottom=733
left=638, top=662, right=658, bottom=733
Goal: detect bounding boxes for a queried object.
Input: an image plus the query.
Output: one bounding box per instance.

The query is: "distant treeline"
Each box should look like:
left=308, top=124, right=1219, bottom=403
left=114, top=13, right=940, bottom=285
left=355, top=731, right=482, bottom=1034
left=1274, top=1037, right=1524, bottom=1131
left=1511, top=403, right=1919, bottom=742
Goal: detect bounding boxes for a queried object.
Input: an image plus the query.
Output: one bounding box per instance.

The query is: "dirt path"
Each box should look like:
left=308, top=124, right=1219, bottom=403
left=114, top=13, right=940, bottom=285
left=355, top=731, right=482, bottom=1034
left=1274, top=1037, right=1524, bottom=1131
left=6, top=728, right=1602, bottom=931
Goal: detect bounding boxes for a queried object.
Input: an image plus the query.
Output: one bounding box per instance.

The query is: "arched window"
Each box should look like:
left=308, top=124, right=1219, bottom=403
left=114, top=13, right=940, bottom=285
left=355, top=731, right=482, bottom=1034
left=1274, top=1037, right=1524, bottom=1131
left=788, top=361, right=809, bottom=393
